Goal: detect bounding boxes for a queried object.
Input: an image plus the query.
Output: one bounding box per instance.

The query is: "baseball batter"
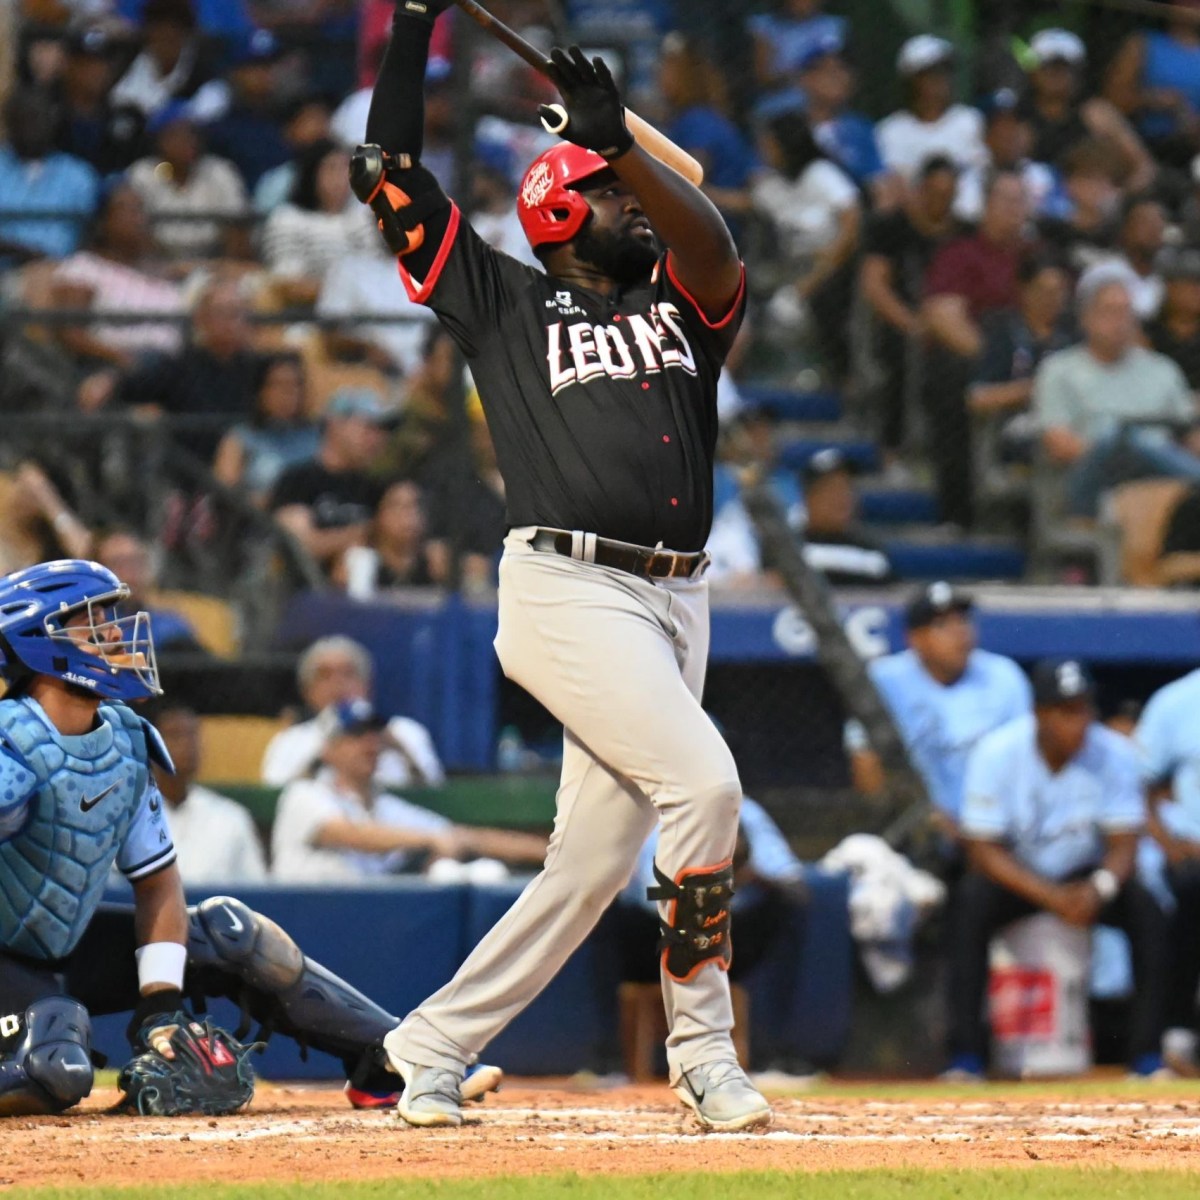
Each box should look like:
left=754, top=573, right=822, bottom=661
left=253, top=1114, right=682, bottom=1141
left=352, top=0, right=768, bottom=1131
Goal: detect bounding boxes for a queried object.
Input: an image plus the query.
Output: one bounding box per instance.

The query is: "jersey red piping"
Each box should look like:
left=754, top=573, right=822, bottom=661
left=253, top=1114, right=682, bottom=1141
left=665, top=252, right=746, bottom=331
left=397, top=203, right=462, bottom=304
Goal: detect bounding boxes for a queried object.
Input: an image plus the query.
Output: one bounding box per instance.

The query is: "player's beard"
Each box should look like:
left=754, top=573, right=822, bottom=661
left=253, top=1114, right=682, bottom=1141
left=573, top=222, right=659, bottom=288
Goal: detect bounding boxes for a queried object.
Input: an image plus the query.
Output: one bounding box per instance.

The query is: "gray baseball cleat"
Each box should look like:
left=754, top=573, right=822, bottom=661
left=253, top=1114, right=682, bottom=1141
left=384, top=1035, right=465, bottom=1128
left=671, top=1060, right=773, bottom=1131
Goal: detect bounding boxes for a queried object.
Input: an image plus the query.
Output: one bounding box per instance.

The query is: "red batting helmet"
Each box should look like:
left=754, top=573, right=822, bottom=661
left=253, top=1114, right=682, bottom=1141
left=517, top=143, right=612, bottom=250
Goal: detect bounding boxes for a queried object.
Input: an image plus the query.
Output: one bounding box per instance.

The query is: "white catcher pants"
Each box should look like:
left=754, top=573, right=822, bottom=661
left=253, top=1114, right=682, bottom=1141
left=391, top=529, right=743, bottom=1079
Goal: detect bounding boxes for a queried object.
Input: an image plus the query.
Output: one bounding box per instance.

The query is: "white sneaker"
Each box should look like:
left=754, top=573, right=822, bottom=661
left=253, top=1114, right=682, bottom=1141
left=672, top=1060, right=772, bottom=1131
left=461, top=1062, right=504, bottom=1102
left=383, top=1031, right=464, bottom=1128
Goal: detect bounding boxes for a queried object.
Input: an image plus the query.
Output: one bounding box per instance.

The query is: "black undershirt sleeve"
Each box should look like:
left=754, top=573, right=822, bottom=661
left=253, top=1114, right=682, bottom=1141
left=365, top=11, right=433, bottom=157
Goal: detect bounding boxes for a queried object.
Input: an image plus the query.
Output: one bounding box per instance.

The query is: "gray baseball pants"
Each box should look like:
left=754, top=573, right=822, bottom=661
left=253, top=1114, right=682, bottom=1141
left=390, top=528, right=743, bottom=1079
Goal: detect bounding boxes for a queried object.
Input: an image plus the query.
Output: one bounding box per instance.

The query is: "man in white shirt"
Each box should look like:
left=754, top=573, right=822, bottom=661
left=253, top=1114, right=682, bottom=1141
left=262, top=635, right=445, bottom=789
left=151, top=704, right=267, bottom=884
left=271, top=699, right=546, bottom=882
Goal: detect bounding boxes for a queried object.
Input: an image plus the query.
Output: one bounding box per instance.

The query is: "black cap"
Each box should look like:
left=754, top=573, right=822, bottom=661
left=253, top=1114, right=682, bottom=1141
left=66, top=25, right=113, bottom=57
left=905, top=581, right=973, bottom=630
left=802, top=447, right=856, bottom=487
left=1159, top=246, right=1200, bottom=283
left=1031, top=658, right=1096, bottom=706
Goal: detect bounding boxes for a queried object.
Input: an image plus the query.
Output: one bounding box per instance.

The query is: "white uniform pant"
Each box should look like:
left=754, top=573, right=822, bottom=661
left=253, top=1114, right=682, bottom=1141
left=392, top=530, right=742, bottom=1079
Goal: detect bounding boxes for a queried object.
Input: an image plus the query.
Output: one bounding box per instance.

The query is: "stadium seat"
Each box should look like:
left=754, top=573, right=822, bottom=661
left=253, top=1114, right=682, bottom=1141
left=1109, top=479, right=1188, bottom=586
left=198, top=715, right=288, bottom=784
left=153, top=589, right=239, bottom=657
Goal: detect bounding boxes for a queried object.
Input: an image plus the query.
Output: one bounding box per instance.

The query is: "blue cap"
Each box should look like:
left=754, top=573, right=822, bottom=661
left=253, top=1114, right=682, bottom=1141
left=321, top=698, right=387, bottom=740
left=796, top=28, right=846, bottom=72
left=905, top=581, right=973, bottom=630
left=146, top=100, right=194, bottom=136
left=324, top=387, right=393, bottom=422
left=980, top=87, right=1021, bottom=119
left=1031, top=659, right=1095, bottom=706
left=233, top=28, right=281, bottom=66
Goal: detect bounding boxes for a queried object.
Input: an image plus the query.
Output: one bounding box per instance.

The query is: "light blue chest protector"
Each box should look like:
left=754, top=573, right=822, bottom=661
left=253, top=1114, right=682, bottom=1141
left=0, top=698, right=153, bottom=960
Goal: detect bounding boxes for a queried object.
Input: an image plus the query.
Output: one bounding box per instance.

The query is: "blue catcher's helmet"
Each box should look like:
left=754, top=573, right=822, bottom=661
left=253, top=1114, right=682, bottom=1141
left=0, top=559, right=161, bottom=701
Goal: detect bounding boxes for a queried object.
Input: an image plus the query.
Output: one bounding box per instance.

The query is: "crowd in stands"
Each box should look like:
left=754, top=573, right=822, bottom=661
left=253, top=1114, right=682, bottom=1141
left=4, top=0, right=1200, bottom=594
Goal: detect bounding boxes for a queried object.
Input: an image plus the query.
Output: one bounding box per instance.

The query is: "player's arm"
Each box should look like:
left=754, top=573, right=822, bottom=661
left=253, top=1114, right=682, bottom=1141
left=540, top=47, right=741, bottom=321
left=131, top=862, right=189, bottom=996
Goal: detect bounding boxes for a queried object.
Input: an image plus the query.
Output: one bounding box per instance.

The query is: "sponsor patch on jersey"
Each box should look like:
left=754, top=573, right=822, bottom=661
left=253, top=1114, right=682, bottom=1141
left=521, top=161, right=555, bottom=208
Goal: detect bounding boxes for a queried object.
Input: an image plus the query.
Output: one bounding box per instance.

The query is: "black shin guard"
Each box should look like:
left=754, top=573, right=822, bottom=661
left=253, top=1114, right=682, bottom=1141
left=0, top=997, right=93, bottom=1117
left=647, top=861, right=735, bottom=982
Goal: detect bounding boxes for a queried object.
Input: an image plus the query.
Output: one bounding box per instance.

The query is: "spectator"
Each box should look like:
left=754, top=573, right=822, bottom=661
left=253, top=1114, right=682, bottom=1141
left=1037, top=138, right=1123, bottom=275
left=875, top=36, right=986, bottom=182
left=953, top=90, right=1055, bottom=224
left=797, top=448, right=893, bottom=586
left=127, top=104, right=249, bottom=261
left=149, top=702, right=267, bottom=884
left=1148, top=246, right=1200, bottom=391
left=51, top=183, right=186, bottom=373
left=658, top=34, right=758, bottom=230
left=94, top=527, right=204, bottom=650
left=754, top=111, right=860, bottom=381
left=1019, top=28, right=1156, bottom=192
left=969, top=256, right=1073, bottom=422
left=859, top=154, right=959, bottom=467
left=0, top=461, right=92, bottom=573
left=467, top=148, right=542, bottom=269
left=748, top=0, right=847, bottom=114
left=1135, top=666, right=1200, bottom=1072
left=847, top=583, right=1032, bottom=829
left=261, top=635, right=444, bottom=789
left=1105, top=0, right=1200, bottom=170
left=922, top=170, right=1030, bottom=526
left=201, top=29, right=290, bottom=189
left=212, top=351, right=319, bottom=504
left=261, top=138, right=380, bottom=307
left=253, top=95, right=335, bottom=212
left=949, top=659, right=1167, bottom=1080
left=271, top=699, right=546, bottom=882
left=1108, top=195, right=1167, bottom=321
left=1155, top=483, right=1200, bottom=587
left=118, top=277, right=263, bottom=457
left=109, top=0, right=212, bottom=120
left=54, top=25, right=143, bottom=175
left=1034, top=264, right=1198, bottom=519
left=794, top=32, right=890, bottom=200
left=270, top=387, right=390, bottom=574
left=340, top=478, right=437, bottom=596
left=0, top=87, right=99, bottom=262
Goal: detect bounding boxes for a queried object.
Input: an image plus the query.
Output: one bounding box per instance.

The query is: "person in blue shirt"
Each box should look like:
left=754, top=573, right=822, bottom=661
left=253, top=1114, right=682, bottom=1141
left=1135, top=668, right=1200, bottom=1073
left=0, top=558, right=500, bottom=1115
left=848, top=583, right=1032, bottom=828
left=948, top=659, right=1168, bottom=1079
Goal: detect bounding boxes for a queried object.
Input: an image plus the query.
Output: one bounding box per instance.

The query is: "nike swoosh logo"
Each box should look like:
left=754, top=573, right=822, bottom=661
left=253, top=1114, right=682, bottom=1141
left=80, top=782, right=120, bottom=813
left=224, top=906, right=243, bottom=934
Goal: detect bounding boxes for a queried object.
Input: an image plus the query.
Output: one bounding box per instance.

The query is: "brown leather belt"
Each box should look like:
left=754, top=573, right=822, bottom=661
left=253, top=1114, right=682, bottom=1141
left=527, top=528, right=710, bottom=581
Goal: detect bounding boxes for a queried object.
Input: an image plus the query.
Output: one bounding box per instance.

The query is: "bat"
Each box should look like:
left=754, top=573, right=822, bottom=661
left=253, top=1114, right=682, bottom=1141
left=449, top=0, right=706, bottom=186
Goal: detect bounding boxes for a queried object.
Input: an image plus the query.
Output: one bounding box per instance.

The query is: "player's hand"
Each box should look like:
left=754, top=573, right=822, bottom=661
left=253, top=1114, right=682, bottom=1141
left=1052, top=882, right=1102, bottom=928
left=539, top=45, right=634, bottom=160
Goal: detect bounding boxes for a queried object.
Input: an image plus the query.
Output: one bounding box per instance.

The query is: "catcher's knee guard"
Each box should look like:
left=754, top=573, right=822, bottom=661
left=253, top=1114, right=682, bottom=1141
left=351, top=144, right=447, bottom=258
left=648, top=860, right=735, bottom=983
left=0, top=997, right=93, bottom=1116
left=188, top=897, right=397, bottom=1067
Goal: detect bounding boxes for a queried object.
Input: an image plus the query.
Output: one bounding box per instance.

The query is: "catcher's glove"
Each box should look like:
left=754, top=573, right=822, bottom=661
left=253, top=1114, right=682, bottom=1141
left=118, top=1012, right=260, bottom=1117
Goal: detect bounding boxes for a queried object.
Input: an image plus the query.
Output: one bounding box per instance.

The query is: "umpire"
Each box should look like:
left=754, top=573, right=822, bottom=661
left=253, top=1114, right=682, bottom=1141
left=947, top=659, right=1169, bottom=1079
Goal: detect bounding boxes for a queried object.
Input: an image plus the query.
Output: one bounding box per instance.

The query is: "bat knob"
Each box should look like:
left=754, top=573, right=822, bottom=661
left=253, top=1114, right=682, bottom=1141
left=539, top=103, right=569, bottom=135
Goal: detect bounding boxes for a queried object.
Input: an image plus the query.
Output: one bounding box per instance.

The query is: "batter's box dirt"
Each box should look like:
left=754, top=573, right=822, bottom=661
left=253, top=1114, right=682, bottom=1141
left=3, top=1083, right=1199, bottom=1189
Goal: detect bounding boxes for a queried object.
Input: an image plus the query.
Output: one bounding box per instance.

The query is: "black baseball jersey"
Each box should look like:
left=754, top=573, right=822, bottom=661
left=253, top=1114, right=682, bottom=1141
left=397, top=204, right=746, bottom=552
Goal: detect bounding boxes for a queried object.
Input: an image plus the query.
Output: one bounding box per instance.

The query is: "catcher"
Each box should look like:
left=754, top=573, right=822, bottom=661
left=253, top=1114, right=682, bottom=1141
left=0, top=559, right=501, bottom=1117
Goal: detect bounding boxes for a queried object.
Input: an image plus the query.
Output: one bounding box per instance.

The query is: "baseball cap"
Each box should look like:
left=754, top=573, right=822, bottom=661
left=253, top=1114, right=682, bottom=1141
left=66, top=25, right=113, bottom=58
left=233, top=28, right=282, bottom=66
left=796, top=28, right=846, bottom=72
left=1031, top=658, right=1096, bottom=706
left=319, top=698, right=387, bottom=742
left=1159, top=245, right=1200, bottom=282
left=1029, top=28, right=1086, bottom=68
left=905, top=581, right=973, bottom=630
left=802, top=447, right=856, bottom=486
left=146, top=100, right=194, bottom=136
left=980, top=87, right=1021, bottom=120
left=896, top=35, right=954, bottom=77
left=324, top=387, right=393, bottom=423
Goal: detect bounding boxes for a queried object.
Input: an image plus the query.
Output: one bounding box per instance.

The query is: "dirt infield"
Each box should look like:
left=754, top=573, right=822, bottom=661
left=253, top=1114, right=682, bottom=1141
left=3, top=1080, right=1200, bottom=1190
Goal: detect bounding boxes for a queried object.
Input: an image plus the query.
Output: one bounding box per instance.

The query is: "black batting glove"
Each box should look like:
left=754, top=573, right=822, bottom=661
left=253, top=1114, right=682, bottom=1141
left=396, top=0, right=454, bottom=27
left=539, top=45, right=634, bottom=160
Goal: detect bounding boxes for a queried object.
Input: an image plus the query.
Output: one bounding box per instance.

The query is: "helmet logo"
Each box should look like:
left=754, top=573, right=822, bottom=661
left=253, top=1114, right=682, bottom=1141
left=521, top=161, right=555, bottom=209
left=63, top=672, right=98, bottom=689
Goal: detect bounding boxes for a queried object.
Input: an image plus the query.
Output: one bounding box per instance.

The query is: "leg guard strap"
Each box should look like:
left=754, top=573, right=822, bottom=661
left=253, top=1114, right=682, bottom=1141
left=647, top=860, right=735, bottom=983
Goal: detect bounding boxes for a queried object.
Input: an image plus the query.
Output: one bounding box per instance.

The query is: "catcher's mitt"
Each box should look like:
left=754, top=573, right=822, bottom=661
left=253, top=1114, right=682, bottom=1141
left=118, top=1012, right=260, bottom=1117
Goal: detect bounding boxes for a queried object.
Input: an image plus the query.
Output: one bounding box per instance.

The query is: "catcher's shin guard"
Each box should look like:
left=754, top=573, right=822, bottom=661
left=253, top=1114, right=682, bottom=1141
left=187, top=897, right=397, bottom=1072
left=0, top=997, right=93, bottom=1116
left=350, top=144, right=438, bottom=257
left=647, top=860, right=735, bottom=982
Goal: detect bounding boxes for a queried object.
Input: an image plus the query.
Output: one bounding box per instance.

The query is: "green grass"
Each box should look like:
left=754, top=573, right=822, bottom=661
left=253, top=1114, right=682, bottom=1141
left=9, top=1170, right=1200, bottom=1200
